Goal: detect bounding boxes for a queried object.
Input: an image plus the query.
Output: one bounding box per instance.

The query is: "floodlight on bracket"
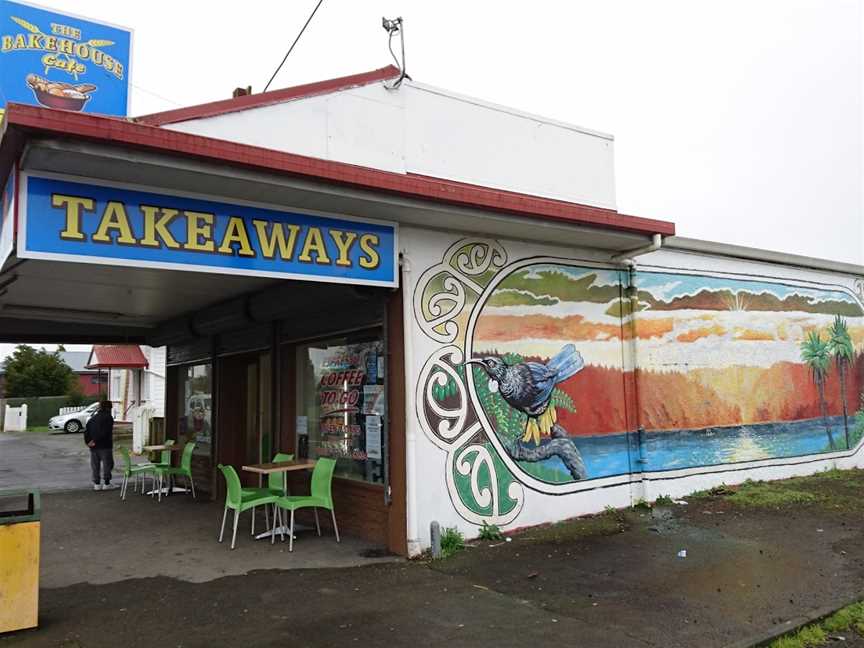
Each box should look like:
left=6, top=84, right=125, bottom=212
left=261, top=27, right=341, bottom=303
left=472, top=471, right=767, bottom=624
left=382, top=16, right=409, bottom=89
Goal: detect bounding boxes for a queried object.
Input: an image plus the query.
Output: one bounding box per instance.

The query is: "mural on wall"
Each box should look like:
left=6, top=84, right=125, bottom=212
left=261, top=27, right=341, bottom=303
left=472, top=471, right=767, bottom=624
left=414, top=238, right=864, bottom=526
left=633, top=272, right=864, bottom=468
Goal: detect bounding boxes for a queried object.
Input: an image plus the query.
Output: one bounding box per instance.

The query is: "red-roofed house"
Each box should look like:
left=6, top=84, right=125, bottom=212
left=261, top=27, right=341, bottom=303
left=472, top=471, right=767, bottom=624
left=87, top=345, right=149, bottom=370
left=87, top=345, right=166, bottom=448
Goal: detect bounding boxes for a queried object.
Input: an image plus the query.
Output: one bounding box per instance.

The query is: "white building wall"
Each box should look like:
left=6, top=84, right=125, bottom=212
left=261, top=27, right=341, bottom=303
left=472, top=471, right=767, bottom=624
left=166, top=81, right=617, bottom=211
left=106, top=368, right=126, bottom=421
left=402, top=226, right=864, bottom=555
left=131, top=346, right=167, bottom=452
left=144, top=346, right=167, bottom=417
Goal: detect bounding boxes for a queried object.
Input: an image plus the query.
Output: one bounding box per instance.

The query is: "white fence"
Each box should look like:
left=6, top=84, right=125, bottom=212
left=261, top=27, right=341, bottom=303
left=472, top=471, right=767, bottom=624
left=3, top=404, right=27, bottom=432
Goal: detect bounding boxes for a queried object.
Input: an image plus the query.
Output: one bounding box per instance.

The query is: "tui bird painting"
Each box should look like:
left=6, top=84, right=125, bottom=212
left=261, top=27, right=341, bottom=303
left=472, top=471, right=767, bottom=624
left=466, top=344, right=585, bottom=445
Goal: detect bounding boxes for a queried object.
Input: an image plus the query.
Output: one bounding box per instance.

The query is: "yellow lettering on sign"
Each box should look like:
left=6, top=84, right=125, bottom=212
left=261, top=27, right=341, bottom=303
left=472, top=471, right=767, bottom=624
left=328, top=230, right=357, bottom=267
left=2, top=35, right=13, bottom=52
left=92, top=201, right=136, bottom=245
left=218, top=216, right=255, bottom=257
left=184, top=211, right=215, bottom=252
left=253, top=220, right=299, bottom=260
left=298, top=227, right=330, bottom=265
left=139, top=205, right=181, bottom=249
left=358, top=233, right=380, bottom=269
left=51, top=194, right=93, bottom=241
left=41, top=53, right=85, bottom=75
left=50, top=23, right=81, bottom=39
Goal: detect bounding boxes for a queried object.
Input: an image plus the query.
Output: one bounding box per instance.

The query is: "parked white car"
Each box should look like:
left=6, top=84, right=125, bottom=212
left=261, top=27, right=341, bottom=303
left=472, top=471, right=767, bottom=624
left=48, top=402, right=100, bottom=433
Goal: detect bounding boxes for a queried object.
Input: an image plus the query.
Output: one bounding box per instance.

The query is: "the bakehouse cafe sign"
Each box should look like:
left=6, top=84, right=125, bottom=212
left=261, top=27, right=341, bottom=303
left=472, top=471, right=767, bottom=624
left=0, top=0, right=132, bottom=118
left=18, top=175, right=398, bottom=287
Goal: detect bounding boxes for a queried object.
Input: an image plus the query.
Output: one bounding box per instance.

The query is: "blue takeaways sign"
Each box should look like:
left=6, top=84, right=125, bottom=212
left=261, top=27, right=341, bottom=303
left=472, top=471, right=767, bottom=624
left=19, top=175, right=399, bottom=287
left=0, top=0, right=131, bottom=118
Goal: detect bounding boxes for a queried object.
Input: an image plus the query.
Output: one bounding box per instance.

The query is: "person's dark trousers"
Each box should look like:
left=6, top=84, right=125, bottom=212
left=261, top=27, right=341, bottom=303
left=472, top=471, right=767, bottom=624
left=90, top=448, right=114, bottom=485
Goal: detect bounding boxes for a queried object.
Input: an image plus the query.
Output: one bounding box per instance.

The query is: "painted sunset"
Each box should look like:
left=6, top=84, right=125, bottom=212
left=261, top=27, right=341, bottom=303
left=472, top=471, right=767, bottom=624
left=471, top=264, right=864, bottom=481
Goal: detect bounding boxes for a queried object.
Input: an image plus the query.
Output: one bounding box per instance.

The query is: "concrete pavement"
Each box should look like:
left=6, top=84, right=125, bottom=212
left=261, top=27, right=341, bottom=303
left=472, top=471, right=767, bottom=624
left=0, top=430, right=95, bottom=492
left=2, top=470, right=864, bottom=647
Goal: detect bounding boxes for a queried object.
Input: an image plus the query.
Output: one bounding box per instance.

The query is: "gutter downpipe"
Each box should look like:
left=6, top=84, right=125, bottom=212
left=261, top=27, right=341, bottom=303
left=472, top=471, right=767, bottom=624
left=610, top=233, right=662, bottom=504
left=610, top=233, right=663, bottom=267
left=399, top=252, right=421, bottom=556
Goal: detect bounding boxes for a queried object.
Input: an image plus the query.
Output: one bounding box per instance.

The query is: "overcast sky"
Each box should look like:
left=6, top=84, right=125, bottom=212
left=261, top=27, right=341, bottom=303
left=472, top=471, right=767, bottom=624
left=1, top=0, right=861, bottom=361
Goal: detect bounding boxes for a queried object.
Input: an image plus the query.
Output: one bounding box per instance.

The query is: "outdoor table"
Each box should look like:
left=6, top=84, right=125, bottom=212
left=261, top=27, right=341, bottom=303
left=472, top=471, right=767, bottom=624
left=142, top=444, right=183, bottom=453
left=242, top=460, right=316, bottom=539
left=141, top=444, right=186, bottom=497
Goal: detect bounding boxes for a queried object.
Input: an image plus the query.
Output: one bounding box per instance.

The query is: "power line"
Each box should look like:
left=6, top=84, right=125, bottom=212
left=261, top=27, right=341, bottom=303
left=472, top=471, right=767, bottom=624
left=130, top=82, right=183, bottom=108
left=263, top=0, right=325, bottom=93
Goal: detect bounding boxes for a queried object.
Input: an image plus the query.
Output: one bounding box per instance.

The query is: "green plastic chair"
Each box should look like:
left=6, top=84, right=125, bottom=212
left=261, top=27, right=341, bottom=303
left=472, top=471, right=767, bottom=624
left=267, top=452, right=295, bottom=495
left=273, top=458, right=339, bottom=552
left=149, top=463, right=171, bottom=502
left=118, top=448, right=154, bottom=500
left=243, top=452, right=294, bottom=536
left=156, top=439, right=175, bottom=467
left=162, top=442, right=197, bottom=498
left=218, top=464, right=279, bottom=549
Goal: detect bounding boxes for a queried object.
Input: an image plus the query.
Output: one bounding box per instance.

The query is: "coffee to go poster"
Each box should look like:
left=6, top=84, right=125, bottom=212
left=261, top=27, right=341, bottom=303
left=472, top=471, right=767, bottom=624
left=0, top=0, right=131, bottom=120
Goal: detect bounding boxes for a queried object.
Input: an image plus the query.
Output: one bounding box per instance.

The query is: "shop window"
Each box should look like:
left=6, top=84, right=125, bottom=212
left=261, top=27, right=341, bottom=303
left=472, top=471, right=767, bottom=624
left=296, top=331, right=385, bottom=485
left=177, top=363, right=213, bottom=458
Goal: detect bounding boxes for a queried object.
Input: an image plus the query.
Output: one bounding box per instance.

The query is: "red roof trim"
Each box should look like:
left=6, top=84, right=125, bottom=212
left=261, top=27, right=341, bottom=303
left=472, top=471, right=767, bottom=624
left=2, top=103, right=675, bottom=237
left=87, top=345, right=148, bottom=369
left=405, top=172, right=675, bottom=236
left=136, top=65, right=401, bottom=127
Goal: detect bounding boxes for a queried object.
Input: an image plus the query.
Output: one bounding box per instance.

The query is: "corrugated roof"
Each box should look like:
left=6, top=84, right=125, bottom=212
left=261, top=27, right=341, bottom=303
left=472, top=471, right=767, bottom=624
left=87, top=345, right=148, bottom=369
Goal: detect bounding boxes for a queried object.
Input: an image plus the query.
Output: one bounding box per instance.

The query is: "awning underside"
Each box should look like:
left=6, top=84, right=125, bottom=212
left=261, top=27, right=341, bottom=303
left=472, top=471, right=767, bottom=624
left=0, top=138, right=662, bottom=345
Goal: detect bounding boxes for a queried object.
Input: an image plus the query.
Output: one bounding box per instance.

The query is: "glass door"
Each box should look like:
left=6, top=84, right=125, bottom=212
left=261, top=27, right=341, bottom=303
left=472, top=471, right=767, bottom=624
left=217, top=351, right=272, bottom=488
left=244, top=361, right=259, bottom=467
left=259, top=353, right=272, bottom=464
left=243, top=352, right=272, bottom=469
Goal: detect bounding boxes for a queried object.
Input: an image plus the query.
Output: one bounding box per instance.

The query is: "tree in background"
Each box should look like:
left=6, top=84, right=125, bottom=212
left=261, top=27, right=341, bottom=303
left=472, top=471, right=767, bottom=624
left=827, top=315, right=854, bottom=449
left=66, top=376, right=86, bottom=407
left=2, top=345, right=74, bottom=398
left=800, top=331, right=834, bottom=450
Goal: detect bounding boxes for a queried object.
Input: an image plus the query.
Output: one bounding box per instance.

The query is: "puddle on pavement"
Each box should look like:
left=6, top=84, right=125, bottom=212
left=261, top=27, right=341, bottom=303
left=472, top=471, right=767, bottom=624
left=358, top=548, right=396, bottom=558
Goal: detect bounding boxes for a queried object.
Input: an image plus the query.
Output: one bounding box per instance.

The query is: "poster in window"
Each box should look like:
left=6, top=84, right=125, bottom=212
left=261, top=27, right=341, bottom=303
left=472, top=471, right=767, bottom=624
left=366, top=415, right=382, bottom=460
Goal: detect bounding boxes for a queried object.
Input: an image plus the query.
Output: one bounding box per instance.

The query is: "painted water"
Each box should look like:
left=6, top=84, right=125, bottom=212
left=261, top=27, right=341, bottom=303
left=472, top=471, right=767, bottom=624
left=522, top=416, right=853, bottom=482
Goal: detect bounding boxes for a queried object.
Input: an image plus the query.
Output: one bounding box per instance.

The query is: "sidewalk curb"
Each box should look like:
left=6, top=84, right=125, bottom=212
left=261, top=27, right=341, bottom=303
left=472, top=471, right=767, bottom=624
left=722, top=593, right=864, bottom=648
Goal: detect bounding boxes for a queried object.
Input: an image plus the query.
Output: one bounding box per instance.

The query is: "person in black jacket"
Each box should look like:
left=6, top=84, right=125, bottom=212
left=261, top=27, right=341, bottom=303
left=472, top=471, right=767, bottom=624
left=84, top=401, right=116, bottom=491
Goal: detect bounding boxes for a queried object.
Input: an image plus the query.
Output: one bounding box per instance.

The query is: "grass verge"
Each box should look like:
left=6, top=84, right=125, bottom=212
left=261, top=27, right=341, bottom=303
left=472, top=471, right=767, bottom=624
left=727, top=481, right=821, bottom=508
left=689, top=468, right=864, bottom=512
left=519, top=507, right=628, bottom=544
left=766, top=600, right=864, bottom=647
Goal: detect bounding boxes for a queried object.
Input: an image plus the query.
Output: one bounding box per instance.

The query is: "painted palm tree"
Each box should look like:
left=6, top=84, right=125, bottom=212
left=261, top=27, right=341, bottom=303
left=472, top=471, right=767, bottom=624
left=827, top=315, right=854, bottom=448
left=800, top=330, right=834, bottom=449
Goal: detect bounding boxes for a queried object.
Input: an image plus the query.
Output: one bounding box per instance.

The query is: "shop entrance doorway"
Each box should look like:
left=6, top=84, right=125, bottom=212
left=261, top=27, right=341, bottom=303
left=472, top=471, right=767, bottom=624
left=217, top=351, right=272, bottom=490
